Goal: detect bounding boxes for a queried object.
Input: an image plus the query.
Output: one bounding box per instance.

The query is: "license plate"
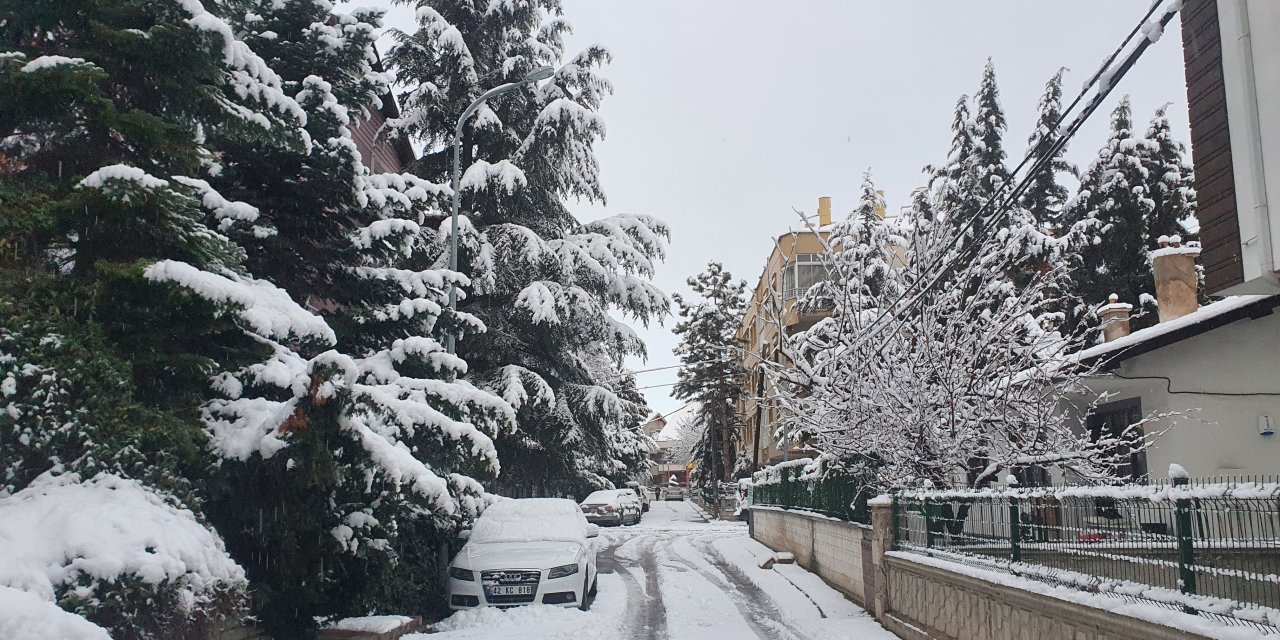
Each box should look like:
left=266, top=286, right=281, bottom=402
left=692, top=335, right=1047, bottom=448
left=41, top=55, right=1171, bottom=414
left=487, top=585, right=533, bottom=596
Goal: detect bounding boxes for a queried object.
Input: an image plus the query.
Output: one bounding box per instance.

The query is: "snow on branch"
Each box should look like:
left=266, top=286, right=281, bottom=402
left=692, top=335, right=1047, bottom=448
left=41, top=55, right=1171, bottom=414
left=767, top=179, right=1164, bottom=491
left=144, top=260, right=337, bottom=344
left=460, top=159, right=527, bottom=194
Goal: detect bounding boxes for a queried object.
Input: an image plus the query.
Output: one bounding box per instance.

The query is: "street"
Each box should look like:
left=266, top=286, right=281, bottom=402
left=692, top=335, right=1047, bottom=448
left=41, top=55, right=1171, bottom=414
left=418, top=501, right=895, bottom=640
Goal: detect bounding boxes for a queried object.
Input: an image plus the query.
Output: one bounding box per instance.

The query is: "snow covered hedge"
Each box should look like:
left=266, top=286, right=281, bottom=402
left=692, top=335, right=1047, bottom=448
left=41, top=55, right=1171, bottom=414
left=0, top=473, right=247, bottom=640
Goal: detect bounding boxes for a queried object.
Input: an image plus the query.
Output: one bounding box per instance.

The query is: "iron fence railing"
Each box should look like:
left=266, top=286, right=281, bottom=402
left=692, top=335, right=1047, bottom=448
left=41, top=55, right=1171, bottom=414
left=749, top=469, right=871, bottom=524
left=891, top=476, right=1280, bottom=631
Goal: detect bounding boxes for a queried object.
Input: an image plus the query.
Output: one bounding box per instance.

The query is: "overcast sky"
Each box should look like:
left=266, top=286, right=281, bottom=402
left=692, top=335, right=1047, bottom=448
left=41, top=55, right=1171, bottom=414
left=341, top=1, right=1193, bottom=422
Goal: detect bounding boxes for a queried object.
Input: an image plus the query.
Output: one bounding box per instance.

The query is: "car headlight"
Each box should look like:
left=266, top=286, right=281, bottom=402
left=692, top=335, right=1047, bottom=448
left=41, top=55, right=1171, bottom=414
left=449, top=566, right=475, bottom=581
left=547, top=563, right=579, bottom=580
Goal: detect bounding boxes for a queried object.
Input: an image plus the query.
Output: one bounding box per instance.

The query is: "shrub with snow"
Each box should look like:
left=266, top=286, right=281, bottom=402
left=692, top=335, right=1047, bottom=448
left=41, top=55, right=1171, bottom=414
left=0, top=473, right=247, bottom=640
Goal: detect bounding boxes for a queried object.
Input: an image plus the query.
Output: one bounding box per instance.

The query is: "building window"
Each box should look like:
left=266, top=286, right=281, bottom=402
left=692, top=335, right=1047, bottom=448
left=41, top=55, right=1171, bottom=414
left=1087, top=398, right=1147, bottom=482
left=783, top=253, right=829, bottom=300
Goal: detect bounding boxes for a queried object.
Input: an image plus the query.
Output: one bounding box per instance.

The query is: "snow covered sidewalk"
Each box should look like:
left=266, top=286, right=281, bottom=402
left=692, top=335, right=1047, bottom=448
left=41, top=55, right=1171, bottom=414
left=412, top=501, right=894, bottom=640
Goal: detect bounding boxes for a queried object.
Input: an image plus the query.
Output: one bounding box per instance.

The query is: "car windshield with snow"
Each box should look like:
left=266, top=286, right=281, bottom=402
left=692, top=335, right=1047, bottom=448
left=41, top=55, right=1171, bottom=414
left=446, top=499, right=599, bottom=611
left=579, top=489, right=642, bottom=526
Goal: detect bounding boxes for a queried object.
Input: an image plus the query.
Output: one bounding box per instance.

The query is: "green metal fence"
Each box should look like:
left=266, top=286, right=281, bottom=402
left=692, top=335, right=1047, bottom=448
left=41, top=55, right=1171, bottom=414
left=749, top=468, right=871, bottom=524
left=891, top=476, right=1280, bottom=631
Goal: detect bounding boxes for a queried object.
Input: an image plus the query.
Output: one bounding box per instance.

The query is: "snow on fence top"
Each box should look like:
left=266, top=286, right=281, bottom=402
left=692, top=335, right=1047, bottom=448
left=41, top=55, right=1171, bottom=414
left=891, top=478, right=1280, bottom=503
left=750, top=457, right=815, bottom=486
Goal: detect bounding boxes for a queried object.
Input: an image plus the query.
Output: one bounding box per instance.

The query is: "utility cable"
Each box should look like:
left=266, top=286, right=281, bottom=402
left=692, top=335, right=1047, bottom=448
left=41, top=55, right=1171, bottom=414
left=850, top=0, right=1184, bottom=356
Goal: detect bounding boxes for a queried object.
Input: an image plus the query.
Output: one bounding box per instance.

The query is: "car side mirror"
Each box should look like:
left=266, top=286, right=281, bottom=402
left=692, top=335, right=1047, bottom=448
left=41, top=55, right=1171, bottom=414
left=458, top=529, right=471, bottom=541
left=585, top=524, right=600, bottom=539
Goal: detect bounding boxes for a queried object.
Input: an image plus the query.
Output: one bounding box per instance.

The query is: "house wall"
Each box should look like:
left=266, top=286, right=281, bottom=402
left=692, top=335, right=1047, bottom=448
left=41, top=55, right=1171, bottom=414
left=1073, top=309, right=1280, bottom=478
left=1215, top=0, right=1280, bottom=293
left=352, top=106, right=407, bottom=174
left=1183, top=0, right=1244, bottom=293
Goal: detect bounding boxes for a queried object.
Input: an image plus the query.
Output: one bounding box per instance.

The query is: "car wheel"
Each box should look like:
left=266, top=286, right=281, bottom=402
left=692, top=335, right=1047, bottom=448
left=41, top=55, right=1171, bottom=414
left=589, top=574, right=598, bottom=596
left=579, top=574, right=591, bottom=611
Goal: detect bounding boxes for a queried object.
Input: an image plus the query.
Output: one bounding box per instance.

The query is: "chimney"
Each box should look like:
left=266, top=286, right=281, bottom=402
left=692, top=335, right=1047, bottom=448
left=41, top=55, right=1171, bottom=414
left=1152, top=235, right=1200, bottom=322
left=818, top=196, right=832, bottom=226
left=1099, top=293, right=1133, bottom=342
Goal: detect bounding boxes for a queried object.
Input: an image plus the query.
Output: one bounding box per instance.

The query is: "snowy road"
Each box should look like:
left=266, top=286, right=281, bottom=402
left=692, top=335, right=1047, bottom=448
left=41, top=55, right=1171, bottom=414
left=415, top=501, right=895, bottom=640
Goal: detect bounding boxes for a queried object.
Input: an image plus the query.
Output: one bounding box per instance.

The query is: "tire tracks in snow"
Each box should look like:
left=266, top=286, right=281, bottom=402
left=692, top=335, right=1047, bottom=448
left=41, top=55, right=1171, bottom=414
left=642, top=530, right=799, bottom=640
left=597, top=530, right=667, bottom=639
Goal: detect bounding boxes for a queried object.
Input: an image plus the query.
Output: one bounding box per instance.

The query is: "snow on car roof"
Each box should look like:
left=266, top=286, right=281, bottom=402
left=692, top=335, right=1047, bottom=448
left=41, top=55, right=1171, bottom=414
left=469, top=498, right=589, bottom=546
left=582, top=489, right=631, bottom=503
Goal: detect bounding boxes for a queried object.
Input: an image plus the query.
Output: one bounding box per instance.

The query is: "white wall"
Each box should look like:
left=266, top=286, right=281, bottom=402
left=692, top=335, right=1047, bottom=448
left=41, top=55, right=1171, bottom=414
left=1075, top=309, right=1280, bottom=479
left=1219, top=0, right=1280, bottom=293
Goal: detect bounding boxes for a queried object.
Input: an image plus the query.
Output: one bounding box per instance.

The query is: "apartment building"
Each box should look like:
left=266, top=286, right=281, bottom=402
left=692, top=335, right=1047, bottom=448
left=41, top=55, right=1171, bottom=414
left=736, top=196, right=865, bottom=470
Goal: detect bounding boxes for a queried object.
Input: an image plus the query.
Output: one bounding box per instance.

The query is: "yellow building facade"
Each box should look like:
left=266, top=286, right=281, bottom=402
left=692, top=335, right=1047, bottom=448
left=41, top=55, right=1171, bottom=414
left=736, top=197, right=837, bottom=469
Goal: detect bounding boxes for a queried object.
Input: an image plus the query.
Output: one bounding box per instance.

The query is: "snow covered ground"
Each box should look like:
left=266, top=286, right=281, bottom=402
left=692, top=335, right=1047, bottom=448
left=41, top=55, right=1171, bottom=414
left=412, top=500, right=894, bottom=640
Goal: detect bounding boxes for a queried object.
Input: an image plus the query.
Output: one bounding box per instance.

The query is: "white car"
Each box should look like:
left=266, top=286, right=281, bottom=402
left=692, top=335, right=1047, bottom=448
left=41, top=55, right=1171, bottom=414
left=579, top=489, right=642, bottom=526
left=447, top=499, right=599, bottom=611
left=663, top=485, right=686, bottom=501
left=624, top=482, right=651, bottom=513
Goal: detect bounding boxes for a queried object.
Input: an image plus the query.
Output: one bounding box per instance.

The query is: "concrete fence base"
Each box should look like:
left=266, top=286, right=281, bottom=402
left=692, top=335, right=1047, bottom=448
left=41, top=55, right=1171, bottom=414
left=749, top=505, right=1221, bottom=640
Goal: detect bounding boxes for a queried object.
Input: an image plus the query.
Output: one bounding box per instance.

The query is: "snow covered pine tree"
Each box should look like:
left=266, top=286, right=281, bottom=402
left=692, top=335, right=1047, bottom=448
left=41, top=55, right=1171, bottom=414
left=187, top=2, right=516, bottom=634
left=0, top=0, right=311, bottom=636
left=1065, top=97, right=1199, bottom=329
left=387, top=0, right=668, bottom=495
left=2, top=1, right=516, bottom=636
left=672, top=262, right=748, bottom=485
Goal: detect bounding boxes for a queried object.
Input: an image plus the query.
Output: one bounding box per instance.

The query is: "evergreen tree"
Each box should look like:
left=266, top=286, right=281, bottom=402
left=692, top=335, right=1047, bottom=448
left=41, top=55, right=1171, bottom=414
left=1143, top=103, right=1199, bottom=247
left=0, top=1, right=308, bottom=635
left=971, top=59, right=1011, bottom=201
left=1066, top=97, right=1159, bottom=326
left=388, top=0, right=669, bottom=495
left=929, top=94, right=979, bottom=235
left=1020, top=68, right=1076, bottom=235
left=186, top=3, right=517, bottom=634
left=672, top=263, right=747, bottom=485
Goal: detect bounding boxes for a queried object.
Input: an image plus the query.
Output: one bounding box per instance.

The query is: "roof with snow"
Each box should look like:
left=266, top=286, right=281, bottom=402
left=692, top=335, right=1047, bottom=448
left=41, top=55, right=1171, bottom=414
left=1079, top=294, right=1280, bottom=368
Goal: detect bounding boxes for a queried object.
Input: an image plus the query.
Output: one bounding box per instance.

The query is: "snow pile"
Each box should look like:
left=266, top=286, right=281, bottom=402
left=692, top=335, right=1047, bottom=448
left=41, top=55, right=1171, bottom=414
left=0, top=472, right=246, bottom=608
left=469, top=499, right=589, bottom=546
left=327, top=615, right=414, bottom=633
left=0, top=586, right=111, bottom=640
left=145, top=259, right=336, bottom=344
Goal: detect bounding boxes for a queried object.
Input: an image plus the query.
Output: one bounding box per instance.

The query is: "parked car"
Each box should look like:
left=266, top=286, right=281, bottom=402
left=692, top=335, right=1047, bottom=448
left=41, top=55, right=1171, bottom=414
left=663, top=485, right=686, bottom=501
left=579, top=489, right=642, bottom=526
left=624, top=481, right=650, bottom=513
left=447, top=499, right=599, bottom=611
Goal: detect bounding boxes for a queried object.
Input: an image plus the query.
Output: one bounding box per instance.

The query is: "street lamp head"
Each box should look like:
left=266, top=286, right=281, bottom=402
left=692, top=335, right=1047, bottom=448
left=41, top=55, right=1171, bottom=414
left=524, top=66, right=555, bottom=83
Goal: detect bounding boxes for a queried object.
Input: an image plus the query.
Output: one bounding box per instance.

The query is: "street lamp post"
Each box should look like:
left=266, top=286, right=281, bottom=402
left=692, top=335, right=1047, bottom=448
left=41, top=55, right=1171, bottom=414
left=446, top=65, right=555, bottom=355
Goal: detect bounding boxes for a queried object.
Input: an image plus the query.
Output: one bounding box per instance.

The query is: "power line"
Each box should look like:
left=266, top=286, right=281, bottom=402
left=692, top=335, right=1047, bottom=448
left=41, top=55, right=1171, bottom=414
left=846, top=0, right=1183, bottom=355
left=635, top=370, right=740, bottom=391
